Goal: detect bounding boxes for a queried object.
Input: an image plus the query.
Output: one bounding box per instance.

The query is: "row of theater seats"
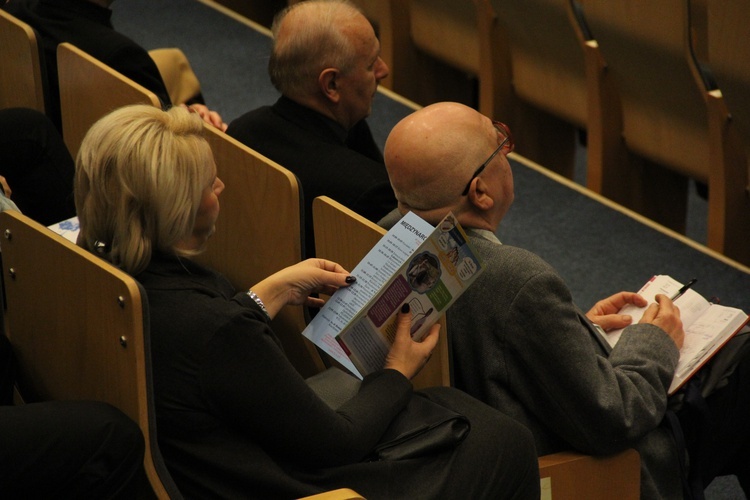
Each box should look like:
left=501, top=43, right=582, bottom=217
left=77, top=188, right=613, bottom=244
left=0, top=8, right=641, bottom=498
left=214, top=0, right=750, bottom=268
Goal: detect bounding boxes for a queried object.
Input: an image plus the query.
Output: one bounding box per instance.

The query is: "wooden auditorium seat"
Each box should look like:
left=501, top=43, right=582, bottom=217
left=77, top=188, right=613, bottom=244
left=405, top=0, right=499, bottom=111
left=334, top=1, right=498, bottom=119
left=346, top=0, right=410, bottom=94
left=538, top=449, right=640, bottom=499
left=0, top=9, right=47, bottom=112
left=706, top=0, right=750, bottom=147
left=311, top=196, right=641, bottom=498
left=488, top=0, right=606, bottom=178
left=359, top=0, right=593, bottom=179
left=703, top=0, right=750, bottom=264
left=406, top=0, right=480, bottom=95
left=56, top=42, right=161, bottom=158
left=582, top=0, right=748, bottom=266
left=193, top=124, right=326, bottom=378
left=0, top=210, right=181, bottom=499
left=489, top=0, right=590, bottom=134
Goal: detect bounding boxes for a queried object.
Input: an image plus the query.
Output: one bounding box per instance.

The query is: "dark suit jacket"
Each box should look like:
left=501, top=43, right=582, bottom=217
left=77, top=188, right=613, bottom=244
left=3, top=0, right=171, bottom=130
left=227, top=96, right=397, bottom=257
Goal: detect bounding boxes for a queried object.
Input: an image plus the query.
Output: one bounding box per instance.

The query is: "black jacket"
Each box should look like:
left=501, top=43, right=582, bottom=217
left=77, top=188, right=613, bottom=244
left=227, top=96, right=396, bottom=257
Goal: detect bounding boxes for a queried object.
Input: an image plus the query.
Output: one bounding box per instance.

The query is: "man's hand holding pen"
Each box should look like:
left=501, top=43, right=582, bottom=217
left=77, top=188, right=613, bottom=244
left=640, top=294, right=685, bottom=349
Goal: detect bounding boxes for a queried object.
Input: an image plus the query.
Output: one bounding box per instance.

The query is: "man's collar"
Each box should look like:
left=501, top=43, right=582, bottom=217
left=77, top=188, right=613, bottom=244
left=380, top=210, right=503, bottom=245
left=466, top=227, right=502, bottom=245
left=275, top=95, right=349, bottom=143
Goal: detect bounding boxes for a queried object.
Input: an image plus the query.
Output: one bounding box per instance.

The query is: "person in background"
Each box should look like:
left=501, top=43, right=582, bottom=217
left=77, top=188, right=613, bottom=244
left=0, top=108, right=75, bottom=225
left=227, top=0, right=396, bottom=258
left=381, top=101, right=750, bottom=499
left=74, top=103, right=540, bottom=499
left=0, top=107, right=143, bottom=498
left=3, top=0, right=226, bottom=131
left=0, top=334, right=145, bottom=498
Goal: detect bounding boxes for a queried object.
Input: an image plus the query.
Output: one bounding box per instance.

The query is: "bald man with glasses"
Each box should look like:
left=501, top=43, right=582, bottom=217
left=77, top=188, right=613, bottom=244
left=378, top=102, right=750, bottom=499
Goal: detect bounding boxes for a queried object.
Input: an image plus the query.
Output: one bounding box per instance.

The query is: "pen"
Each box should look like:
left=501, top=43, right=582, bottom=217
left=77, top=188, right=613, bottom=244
left=669, top=278, right=697, bottom=301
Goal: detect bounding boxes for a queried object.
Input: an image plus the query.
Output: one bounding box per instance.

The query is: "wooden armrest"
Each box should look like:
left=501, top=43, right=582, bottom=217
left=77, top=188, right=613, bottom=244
left=298, top=488, right=366, bottom=500
left=538, top=449, right=640, bottom=499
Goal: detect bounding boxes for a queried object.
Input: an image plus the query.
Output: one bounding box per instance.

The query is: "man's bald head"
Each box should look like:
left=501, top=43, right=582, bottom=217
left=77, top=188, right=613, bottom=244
left=385, top=102, right=502, bottom=212
left=385, top=102, right=515, bottom=230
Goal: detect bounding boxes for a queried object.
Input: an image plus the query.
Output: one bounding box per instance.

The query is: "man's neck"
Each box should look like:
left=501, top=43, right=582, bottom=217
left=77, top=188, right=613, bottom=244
left=285, top=93, right=352, bottom=131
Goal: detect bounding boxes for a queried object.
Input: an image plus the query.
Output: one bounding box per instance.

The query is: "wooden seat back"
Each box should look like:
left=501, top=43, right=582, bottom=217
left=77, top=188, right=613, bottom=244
left=0, top=210, right=180, bottom=498
left=707, top=0, right=750, bottom=152
left=490, top=0, right=589, bottom=128
left=194, top=125, right=325, bottom=377
left=583, top=0, right=710, bottom=181
left=582, top=0, right=749, bottom=264
left=57, top=42, right=161, bottom=158
left=0, top=9, right=46, bottom=112
left=488, top=0, right=600, bottom=177
left=703, top=0, right=750, bottom=264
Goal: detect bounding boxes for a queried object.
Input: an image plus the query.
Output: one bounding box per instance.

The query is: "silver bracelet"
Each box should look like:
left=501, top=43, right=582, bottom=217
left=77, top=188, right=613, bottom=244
left=246, top=290, right=270, bottom=320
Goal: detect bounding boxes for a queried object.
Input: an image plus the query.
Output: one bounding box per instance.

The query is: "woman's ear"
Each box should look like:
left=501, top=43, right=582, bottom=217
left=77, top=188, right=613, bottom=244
left=319, top=68, right=341, bottom=103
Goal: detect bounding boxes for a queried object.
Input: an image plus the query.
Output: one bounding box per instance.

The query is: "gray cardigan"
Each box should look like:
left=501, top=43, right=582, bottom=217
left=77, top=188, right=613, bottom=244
left=448, top=228, right=683, bottom=499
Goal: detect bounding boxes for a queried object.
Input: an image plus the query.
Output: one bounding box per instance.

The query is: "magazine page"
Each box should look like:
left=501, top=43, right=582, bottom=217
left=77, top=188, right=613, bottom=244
left=48, top=216, right=80, bottom=243
left=302, top=212, right=484, bottom=378
left=302, top=211, right=435, bottom=378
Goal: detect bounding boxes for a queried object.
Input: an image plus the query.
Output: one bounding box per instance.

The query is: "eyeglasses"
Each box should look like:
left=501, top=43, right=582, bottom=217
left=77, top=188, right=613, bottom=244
left=461, top=121, right=514, bottom=196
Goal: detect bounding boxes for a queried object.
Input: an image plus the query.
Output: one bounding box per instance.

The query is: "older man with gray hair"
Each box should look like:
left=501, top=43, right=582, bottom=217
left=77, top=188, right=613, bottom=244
left=227, top=0, right=396, bottom=258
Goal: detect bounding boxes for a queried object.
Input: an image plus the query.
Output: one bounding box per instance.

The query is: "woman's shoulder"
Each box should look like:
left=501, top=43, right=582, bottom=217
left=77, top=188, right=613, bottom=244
left=138, top=253, right=231, bottom=291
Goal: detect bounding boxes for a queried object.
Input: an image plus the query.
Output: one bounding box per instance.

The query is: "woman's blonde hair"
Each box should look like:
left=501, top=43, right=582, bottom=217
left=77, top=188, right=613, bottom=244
left=75, top=104, right=214, bottom=275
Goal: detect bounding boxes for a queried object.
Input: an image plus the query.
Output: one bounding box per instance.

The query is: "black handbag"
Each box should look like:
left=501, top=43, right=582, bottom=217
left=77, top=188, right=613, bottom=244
left=306, top=368, right=470, bottom=462
left=371, top=391, right=470, bottom=461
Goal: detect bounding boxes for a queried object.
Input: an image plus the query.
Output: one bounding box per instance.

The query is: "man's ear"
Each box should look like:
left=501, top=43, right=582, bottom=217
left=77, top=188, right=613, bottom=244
left=469, top=177, right=495, bottom=211
left=319, top=68, right=341, bottom=103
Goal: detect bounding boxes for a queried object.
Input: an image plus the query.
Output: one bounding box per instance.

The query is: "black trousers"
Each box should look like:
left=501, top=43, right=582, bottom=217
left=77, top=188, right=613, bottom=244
left=677, top=330, right=750, bottom=496
left=0, top=107, right=76, bottom=225
left=0, top=335, right=144, bottom=499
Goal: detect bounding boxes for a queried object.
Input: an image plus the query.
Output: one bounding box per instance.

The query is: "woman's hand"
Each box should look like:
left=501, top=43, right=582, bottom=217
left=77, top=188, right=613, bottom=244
left=586, top=291, right=647, bottom=331
left=250, top=259, right=355, bottom=318
left=384, top=304, right=440, bottom=380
